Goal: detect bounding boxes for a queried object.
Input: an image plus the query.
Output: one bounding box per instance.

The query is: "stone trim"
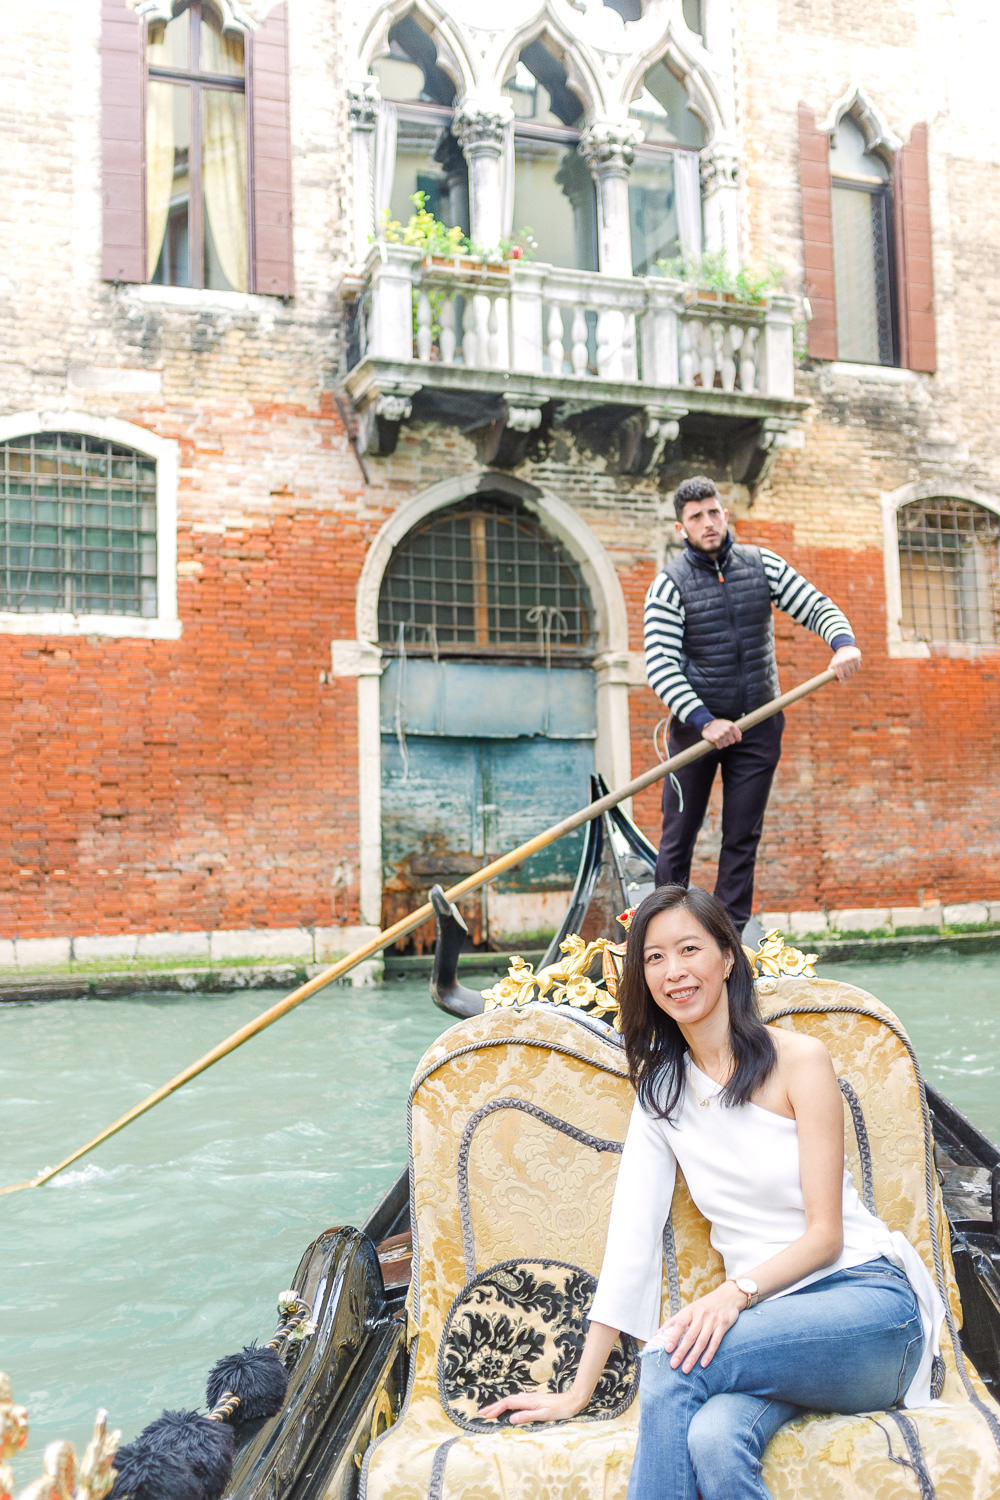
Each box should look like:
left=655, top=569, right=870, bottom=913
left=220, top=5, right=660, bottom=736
left=0, top=409, right=180, bottom=641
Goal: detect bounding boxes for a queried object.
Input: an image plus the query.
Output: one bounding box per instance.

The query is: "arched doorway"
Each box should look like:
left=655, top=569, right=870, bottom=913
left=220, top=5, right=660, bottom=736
left=377, top=491, right=597, bottom=949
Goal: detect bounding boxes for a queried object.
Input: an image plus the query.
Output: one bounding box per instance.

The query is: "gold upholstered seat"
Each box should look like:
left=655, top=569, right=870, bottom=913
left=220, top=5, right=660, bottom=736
left=360, top=976, right=1000, bottom=1499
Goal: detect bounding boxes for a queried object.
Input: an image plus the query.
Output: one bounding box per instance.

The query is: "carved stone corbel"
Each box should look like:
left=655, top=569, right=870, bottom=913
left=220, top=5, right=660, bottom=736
left=356, top=383, right=422, bottom=457
left=472, top=396, right=544, bottom=468
left=731, top=416, right=801, bottom=486
left=615, top=404, right=687, bottom=475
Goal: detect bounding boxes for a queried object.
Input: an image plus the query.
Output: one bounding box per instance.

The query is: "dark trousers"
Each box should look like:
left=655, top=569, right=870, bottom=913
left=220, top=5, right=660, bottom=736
left=654, top=713, right=784, bottom=932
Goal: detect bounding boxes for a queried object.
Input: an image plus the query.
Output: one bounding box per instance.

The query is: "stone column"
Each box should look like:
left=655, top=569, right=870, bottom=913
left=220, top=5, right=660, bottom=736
left=348, top=79, right=379, bottom=265
left=579, top=122, right=641, bottom=277
left=699, top=141, right=741, bottom=263
left=329, top=639, right=385, bottom=938
left=453, top=104, right=511, bottom=251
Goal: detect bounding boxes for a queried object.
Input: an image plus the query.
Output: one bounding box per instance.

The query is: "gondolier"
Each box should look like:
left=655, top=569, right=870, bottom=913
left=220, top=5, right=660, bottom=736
left=645, top=475, right=861, bottom=932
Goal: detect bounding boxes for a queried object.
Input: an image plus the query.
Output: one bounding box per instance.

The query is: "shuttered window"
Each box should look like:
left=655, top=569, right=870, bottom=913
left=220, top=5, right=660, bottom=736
left=797, top=104, right=935, bottom=371
left=100, top=0, right=293, bottom=296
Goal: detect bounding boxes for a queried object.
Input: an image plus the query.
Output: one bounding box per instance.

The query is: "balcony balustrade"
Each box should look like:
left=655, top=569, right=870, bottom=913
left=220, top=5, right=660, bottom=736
left=342, top=243, right=807, bottom=479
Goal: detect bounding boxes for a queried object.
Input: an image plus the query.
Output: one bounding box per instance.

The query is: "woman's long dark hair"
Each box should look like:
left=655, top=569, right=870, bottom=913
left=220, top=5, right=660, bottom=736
left=617, top=885, right=776, bottom=1121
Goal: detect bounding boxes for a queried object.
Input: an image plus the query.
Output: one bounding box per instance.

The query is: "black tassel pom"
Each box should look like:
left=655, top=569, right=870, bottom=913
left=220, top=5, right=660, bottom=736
left=108, top=1440, right=203, bottom=1500
left=130, top=1411, right=234, bottom=1499
left=205, top=1341, right=288, bottom=1422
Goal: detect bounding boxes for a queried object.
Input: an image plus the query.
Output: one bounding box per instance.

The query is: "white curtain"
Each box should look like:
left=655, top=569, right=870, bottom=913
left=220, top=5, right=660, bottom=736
left=203, top=86, right=249, bottom=291
left=374, top=99, right=398, bottom=230
left=499, top=119, right=515, bottom=239
left=145, top=81, right=177, bottom=279
left=675, top=150, right=702, bottom=258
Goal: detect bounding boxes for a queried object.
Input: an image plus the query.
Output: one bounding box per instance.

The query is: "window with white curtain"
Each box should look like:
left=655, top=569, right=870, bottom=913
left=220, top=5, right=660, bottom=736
left=502, top=42, right=598, bottom=272
left=628, top=60, right=705, bottom=276
left=145, top=2, right=249, bottom=293
left=371, top=13, right=468, bottom=237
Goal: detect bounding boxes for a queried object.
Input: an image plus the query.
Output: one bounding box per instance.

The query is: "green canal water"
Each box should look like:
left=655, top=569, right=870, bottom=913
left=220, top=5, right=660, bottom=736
left=1, top=950, right=998, bottom=1482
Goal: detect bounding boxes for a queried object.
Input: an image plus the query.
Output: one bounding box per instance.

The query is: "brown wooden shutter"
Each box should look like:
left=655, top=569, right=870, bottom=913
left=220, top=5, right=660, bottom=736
left=895, top=124, right=936, bottom=373
left=251, top=2, right=294, bottom=296
left=797, top=104, right=837, bottom=361
left=101, top=0, right=145, bottom=283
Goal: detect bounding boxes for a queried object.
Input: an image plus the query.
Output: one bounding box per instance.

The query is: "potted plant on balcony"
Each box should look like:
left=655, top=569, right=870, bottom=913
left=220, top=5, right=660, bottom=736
left=656, top=250, right=785, bottom=308
left=380, top=195, right=536, bottom=274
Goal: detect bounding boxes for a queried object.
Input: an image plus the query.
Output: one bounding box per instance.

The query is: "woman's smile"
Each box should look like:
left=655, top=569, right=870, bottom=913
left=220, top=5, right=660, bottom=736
left=642, top=907, right=731, bottom=1025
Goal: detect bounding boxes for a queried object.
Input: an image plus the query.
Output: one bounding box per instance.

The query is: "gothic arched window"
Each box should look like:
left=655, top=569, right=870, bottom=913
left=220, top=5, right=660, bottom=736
left=502, top=42, right=598, bottom=272
left=830, top=115, right=896, bottom=365
left=371, top=13, right=468, bottom=237
left=628, top=59, right=705, bottom=275
left=146, top=2, right=249, bottom=291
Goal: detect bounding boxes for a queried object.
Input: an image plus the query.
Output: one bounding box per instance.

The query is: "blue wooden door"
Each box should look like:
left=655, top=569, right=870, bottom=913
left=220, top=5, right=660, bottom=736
left=380, top=659, right=595, bottom=948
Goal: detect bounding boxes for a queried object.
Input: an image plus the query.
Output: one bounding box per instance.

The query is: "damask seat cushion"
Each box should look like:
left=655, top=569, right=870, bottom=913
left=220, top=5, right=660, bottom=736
left=439, top=1258, right=637, bottom=1429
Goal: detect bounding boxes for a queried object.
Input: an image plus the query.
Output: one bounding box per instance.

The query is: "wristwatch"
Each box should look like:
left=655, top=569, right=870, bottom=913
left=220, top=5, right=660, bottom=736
left=732, top=1277, right=759, bottom=1309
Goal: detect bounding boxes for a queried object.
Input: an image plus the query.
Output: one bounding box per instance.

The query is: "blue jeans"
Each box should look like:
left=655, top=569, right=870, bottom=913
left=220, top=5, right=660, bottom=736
left=627, top=1258, right=924, bottom=1500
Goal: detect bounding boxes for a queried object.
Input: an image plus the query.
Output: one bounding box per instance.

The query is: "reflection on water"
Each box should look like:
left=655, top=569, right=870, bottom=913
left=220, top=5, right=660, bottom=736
left=0, top=951, right=997, bottom=1478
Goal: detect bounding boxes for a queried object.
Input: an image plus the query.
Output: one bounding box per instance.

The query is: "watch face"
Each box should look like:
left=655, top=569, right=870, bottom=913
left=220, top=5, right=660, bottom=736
left=737, top=1278, right=758, bottom=1295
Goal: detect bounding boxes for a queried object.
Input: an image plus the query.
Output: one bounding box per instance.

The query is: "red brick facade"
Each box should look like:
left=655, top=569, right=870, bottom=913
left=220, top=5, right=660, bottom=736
left=3, top=0, right=999, bottom=953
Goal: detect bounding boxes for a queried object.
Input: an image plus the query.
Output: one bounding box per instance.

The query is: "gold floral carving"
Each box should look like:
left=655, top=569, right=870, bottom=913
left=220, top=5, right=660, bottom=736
left=482, top=928, right=818, bottom=1027
left=482, top=936, right=617, bottom=1021
left=0, top=1382, right=119, bottom=1500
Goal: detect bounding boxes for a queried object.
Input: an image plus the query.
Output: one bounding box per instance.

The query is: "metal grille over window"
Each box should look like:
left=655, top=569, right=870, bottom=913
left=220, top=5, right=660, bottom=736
left=0, top=433, right=157, bottom=616
left=378, top=500, right=593, bottom=656
left=898, top=498, right=1000, bottom=645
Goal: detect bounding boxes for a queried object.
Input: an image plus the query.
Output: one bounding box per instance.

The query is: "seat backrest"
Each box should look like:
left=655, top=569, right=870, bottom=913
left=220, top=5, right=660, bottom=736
left=407, top=1005, right=631, bottom=1336
left=405, top=976, right=964, bottom=1404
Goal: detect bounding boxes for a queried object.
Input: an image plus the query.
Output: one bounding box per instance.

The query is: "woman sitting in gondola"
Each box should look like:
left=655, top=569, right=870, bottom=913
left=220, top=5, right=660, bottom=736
left=481, top=884, right=944, bottom=1500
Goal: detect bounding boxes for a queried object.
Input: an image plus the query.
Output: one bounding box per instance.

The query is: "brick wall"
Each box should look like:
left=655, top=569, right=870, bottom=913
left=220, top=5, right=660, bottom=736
left=2, top=0, right=999, bottom=946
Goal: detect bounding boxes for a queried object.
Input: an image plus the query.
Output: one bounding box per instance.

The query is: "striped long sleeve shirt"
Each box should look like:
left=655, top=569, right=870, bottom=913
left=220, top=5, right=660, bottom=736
left=644, top=545, right=856, bottom=728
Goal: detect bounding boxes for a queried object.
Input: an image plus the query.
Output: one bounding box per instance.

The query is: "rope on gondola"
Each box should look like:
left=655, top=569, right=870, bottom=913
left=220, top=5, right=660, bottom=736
left=108, top=1291, right=315, bottom=1500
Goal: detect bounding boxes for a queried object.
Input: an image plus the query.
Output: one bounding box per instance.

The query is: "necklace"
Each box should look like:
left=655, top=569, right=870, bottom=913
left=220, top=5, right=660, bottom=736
left=688, top=1056, right=730, bottom=1107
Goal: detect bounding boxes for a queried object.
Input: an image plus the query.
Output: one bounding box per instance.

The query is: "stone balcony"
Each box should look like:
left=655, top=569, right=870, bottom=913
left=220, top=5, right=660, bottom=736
left=341, top=244, right=808, bottom=480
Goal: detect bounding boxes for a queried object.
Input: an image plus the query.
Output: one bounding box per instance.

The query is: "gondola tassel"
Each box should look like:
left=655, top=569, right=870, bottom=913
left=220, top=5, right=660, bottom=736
left=108, top=1292, right=314, bottom=1500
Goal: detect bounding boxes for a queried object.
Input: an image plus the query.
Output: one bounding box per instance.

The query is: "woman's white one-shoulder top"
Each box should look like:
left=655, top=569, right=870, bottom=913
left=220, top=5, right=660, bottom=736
left=588, top=1056, right=945, bottom=1408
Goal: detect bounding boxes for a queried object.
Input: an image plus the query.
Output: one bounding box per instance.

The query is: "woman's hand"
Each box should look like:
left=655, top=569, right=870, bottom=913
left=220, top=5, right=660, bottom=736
left=651, top=1281, right=745, bottom=1373
left=479, top=1388, right=584, bottom=1426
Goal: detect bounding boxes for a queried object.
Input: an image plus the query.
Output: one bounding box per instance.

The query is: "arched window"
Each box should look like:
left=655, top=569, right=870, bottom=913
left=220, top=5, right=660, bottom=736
left=371, top=14, right=468, bottom=236
left=897, top=498, right=1000, bottom=645
left=628, top=59, right=705, bottom=275
left=0, top=433, right=158, bottom=616
left=146, top=2, right=249, bottom=292
left=830, top=115, right=896, bottom=365
left=502, top=42, right=598, bottom=272
left=378, top=498, right=593, bottom=657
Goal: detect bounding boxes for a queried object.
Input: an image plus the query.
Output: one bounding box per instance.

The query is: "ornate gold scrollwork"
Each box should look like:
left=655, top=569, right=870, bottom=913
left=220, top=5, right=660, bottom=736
left=482, top=935, right=618, bottom=1023
left=481, top=924, right=818, bottom=1027
left=0, top=1378, right=119, bottom=1500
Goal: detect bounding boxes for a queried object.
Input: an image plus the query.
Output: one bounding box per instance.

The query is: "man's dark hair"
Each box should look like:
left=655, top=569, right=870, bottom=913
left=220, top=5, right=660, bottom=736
left=673, top=475, right=719, bottom=521
left=616, top=884, right=776, bottom=1122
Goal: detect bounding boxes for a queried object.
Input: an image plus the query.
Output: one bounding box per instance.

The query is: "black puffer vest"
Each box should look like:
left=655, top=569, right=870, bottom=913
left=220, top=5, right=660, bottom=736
left=664, top=537, right=778, bottom=719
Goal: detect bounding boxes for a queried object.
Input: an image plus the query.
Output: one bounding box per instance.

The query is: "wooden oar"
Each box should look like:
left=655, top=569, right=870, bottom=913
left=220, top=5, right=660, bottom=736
left=0, top=666, right=836, bottom=1196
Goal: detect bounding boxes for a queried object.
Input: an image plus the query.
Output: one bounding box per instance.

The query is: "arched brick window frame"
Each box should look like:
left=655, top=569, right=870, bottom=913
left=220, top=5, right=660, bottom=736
left=798, top=92, right=935, bottom=371
left=101, top=0, right=293, bottom=296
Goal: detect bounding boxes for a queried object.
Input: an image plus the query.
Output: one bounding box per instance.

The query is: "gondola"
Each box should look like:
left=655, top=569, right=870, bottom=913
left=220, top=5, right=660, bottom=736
left=219, top=776, right=1000, bottom=1500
